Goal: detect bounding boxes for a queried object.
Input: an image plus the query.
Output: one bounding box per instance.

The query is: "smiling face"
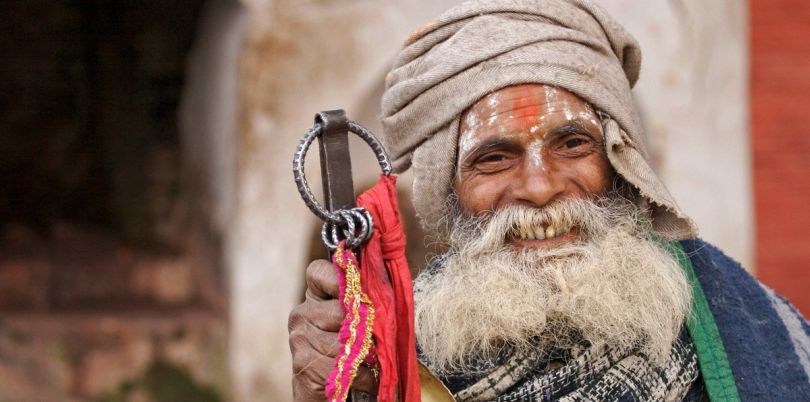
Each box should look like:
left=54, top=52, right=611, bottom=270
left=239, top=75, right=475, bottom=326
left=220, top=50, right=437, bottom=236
left=454, top=84, right=615, bottom=248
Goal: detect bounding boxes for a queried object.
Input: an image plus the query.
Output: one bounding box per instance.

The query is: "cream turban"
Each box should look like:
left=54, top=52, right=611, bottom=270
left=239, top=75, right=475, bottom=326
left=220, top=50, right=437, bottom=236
left=380, top=0, right=696, bottom=240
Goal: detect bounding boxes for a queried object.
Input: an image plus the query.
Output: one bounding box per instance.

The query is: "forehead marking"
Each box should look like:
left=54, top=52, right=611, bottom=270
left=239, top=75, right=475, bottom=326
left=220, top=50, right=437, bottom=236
left=459, top=85, right=595, bottom=170
left=487, top=93, right=500, bottom=108
left=527, top=139, right=546, bottom=171
left=516, top=85, right=543, bottom=129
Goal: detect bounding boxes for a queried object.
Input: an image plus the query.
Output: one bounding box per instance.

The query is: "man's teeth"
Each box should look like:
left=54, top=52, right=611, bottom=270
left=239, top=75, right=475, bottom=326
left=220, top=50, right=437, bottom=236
left=519, top=226, right=530, bottom=239
left=514, top=224, right=571, bottom=240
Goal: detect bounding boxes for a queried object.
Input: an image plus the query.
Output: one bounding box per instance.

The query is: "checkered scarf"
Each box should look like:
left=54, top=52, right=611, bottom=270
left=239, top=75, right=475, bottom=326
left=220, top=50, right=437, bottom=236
left=428, top=330, right=701, bottom=402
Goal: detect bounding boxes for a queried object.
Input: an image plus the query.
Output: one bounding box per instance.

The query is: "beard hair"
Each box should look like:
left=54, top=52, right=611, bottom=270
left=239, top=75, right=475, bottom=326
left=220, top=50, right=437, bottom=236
left=413, top=195, right=692, bottom=376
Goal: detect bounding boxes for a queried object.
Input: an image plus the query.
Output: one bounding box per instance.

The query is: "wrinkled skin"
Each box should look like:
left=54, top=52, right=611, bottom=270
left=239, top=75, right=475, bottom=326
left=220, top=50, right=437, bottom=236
left=456, top=84, right=614, bottom=249
left=288, top=84, right=614, bottom=400
left=288, top=260, right=378, bottom=401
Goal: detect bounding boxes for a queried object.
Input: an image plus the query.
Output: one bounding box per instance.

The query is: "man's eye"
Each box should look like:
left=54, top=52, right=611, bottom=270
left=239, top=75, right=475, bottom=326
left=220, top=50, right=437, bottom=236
left=564, top=138, right=587, bottom=149
left=468, top=152, right=513, bottom=173
left=479, top=154, right=506, bottom=163
left=553, top=134, right=598, bottom=158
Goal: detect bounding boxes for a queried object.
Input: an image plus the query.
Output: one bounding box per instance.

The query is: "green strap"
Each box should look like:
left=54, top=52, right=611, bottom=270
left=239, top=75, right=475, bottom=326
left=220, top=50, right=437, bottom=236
left=663, top=241, right=741, bottom=402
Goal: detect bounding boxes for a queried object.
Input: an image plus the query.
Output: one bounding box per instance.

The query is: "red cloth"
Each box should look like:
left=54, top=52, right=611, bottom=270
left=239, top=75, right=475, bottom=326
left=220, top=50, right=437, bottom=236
left=356, top=174, right=420, bottom=402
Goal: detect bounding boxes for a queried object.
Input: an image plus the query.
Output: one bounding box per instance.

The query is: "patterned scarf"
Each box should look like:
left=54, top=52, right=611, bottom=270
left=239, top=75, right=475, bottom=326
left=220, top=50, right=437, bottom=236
left=425, top=331, right=702, bottom=402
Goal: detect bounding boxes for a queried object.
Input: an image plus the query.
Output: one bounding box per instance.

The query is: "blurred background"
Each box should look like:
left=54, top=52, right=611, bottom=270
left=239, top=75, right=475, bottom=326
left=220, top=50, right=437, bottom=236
left=0, top=0, right=807, bottom=400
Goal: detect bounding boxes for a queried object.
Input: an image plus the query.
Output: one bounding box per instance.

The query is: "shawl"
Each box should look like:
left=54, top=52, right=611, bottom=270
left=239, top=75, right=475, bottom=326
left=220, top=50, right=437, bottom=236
left=679, top=239, right=810, bottom=401
left=440, top=331, right=701, bottom=402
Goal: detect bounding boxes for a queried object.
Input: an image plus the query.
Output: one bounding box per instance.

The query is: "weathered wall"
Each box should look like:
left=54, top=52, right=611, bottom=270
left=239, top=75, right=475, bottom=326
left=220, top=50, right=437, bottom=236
left=599, top=0, right=752, bottom=270
left=0, top=307, right=226, bottom=402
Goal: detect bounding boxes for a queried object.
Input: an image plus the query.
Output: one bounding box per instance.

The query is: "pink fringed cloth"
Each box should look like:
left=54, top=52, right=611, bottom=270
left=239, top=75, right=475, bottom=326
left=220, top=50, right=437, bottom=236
left=324, top=174, right=421, bottom=402
left=325, top=245, right=376, bottom=401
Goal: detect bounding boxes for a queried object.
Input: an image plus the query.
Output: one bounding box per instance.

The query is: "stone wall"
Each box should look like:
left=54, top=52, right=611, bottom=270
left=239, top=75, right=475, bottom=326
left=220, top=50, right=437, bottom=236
left=0, top=309, right=226, bottom=402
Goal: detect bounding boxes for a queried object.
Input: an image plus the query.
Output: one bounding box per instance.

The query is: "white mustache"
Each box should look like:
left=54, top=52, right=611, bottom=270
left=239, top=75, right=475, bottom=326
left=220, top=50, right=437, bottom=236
left=448, top=196, right=640, bottom=255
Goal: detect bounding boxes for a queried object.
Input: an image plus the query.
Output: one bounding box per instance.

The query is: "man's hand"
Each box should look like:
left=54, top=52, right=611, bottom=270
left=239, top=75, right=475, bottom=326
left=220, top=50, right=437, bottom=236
left=288, top=259, right=379, bottom=401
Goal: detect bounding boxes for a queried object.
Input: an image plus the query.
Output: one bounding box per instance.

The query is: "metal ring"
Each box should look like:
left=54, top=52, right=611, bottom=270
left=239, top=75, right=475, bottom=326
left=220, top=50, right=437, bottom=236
left=337, top=209, right=358, bottom=248
left=352, top=208, right=373, bottom=246
left=319, top=207, right=375, bottom=250
left=292, top=121, right=392, bottom=225
left=321, top=222, right=340, bottom=250
left=347, top=121, right=392, bottom=176
left=344, top=208, right=373, bottom=248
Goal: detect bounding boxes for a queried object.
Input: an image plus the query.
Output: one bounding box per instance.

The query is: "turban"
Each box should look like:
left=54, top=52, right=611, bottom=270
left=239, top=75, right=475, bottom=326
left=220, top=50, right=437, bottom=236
left=380, top=0, right=697, bottom=240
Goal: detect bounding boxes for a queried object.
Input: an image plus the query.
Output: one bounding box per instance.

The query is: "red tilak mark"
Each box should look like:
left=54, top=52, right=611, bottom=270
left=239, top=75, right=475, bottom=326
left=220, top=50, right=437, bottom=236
left=515, top=85, right=543, bottom=129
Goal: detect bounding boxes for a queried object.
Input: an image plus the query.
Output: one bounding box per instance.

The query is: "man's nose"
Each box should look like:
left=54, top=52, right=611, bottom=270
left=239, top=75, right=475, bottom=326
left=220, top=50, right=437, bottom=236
left=509, top=162, right=566, bottom=208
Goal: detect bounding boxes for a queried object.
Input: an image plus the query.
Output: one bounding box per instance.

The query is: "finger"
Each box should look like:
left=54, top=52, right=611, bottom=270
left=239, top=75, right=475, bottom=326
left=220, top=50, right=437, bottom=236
left=289, top=299, right=342, bottom=333
left=293, top=355, right=378, bottom=399
left=288, top=323, right=338, bottom=368
left=306, top=299, right=343, bottom=332
left=351, top=365, right=379, bottom=395
left=292, top=348, right=334, bottom=379
left=292, top=349, right=334, bottom=401
left=289, top=298, right=343, bottom=336
left=292, top=321, right=342, bottom=358
left=311, top=324, right=341, bottom=357
left=306, top=259, right=340, bottom=300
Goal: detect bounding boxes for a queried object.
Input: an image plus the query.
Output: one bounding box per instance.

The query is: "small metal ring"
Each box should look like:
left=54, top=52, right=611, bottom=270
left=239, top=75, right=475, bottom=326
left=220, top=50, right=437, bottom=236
left=321, top=222, right=340, bottom=250
left=319, top=207, right=375, bottom=250
left=345, top=208, right=372, bottom=248
left=351, top=208, right=373, bottom=246
left=292, top=120, right=392, bottom=225
left=337, top=210, right=358, bottom=248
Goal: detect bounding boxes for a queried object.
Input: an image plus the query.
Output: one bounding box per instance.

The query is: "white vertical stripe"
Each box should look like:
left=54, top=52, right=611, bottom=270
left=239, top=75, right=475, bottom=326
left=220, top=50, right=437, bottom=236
left=761, top=284, right=810, bottom=381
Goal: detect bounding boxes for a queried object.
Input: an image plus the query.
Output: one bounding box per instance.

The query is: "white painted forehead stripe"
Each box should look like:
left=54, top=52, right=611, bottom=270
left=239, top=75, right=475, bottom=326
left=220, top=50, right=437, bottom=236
left=457, top=90, right=604, bottom=168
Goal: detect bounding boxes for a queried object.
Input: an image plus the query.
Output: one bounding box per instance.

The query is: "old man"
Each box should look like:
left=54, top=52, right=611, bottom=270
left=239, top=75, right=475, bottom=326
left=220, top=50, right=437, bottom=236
left=288, top=0, right=810, bottom=400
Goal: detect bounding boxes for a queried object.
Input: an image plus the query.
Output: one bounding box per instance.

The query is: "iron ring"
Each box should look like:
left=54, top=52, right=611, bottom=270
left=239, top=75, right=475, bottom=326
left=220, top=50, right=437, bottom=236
left=292, top=120, right=392, bottom=225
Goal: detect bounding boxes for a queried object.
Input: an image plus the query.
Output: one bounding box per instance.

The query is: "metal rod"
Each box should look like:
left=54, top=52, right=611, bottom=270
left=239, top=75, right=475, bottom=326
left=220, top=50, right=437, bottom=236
left=315, top=110, right=376, bottom=402
left=316, top=110, right=355, bottom=212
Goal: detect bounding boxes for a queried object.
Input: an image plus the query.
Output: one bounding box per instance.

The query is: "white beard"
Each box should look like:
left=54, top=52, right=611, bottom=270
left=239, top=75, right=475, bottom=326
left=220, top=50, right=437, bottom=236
left=413, top=196, right=691, bottom=376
